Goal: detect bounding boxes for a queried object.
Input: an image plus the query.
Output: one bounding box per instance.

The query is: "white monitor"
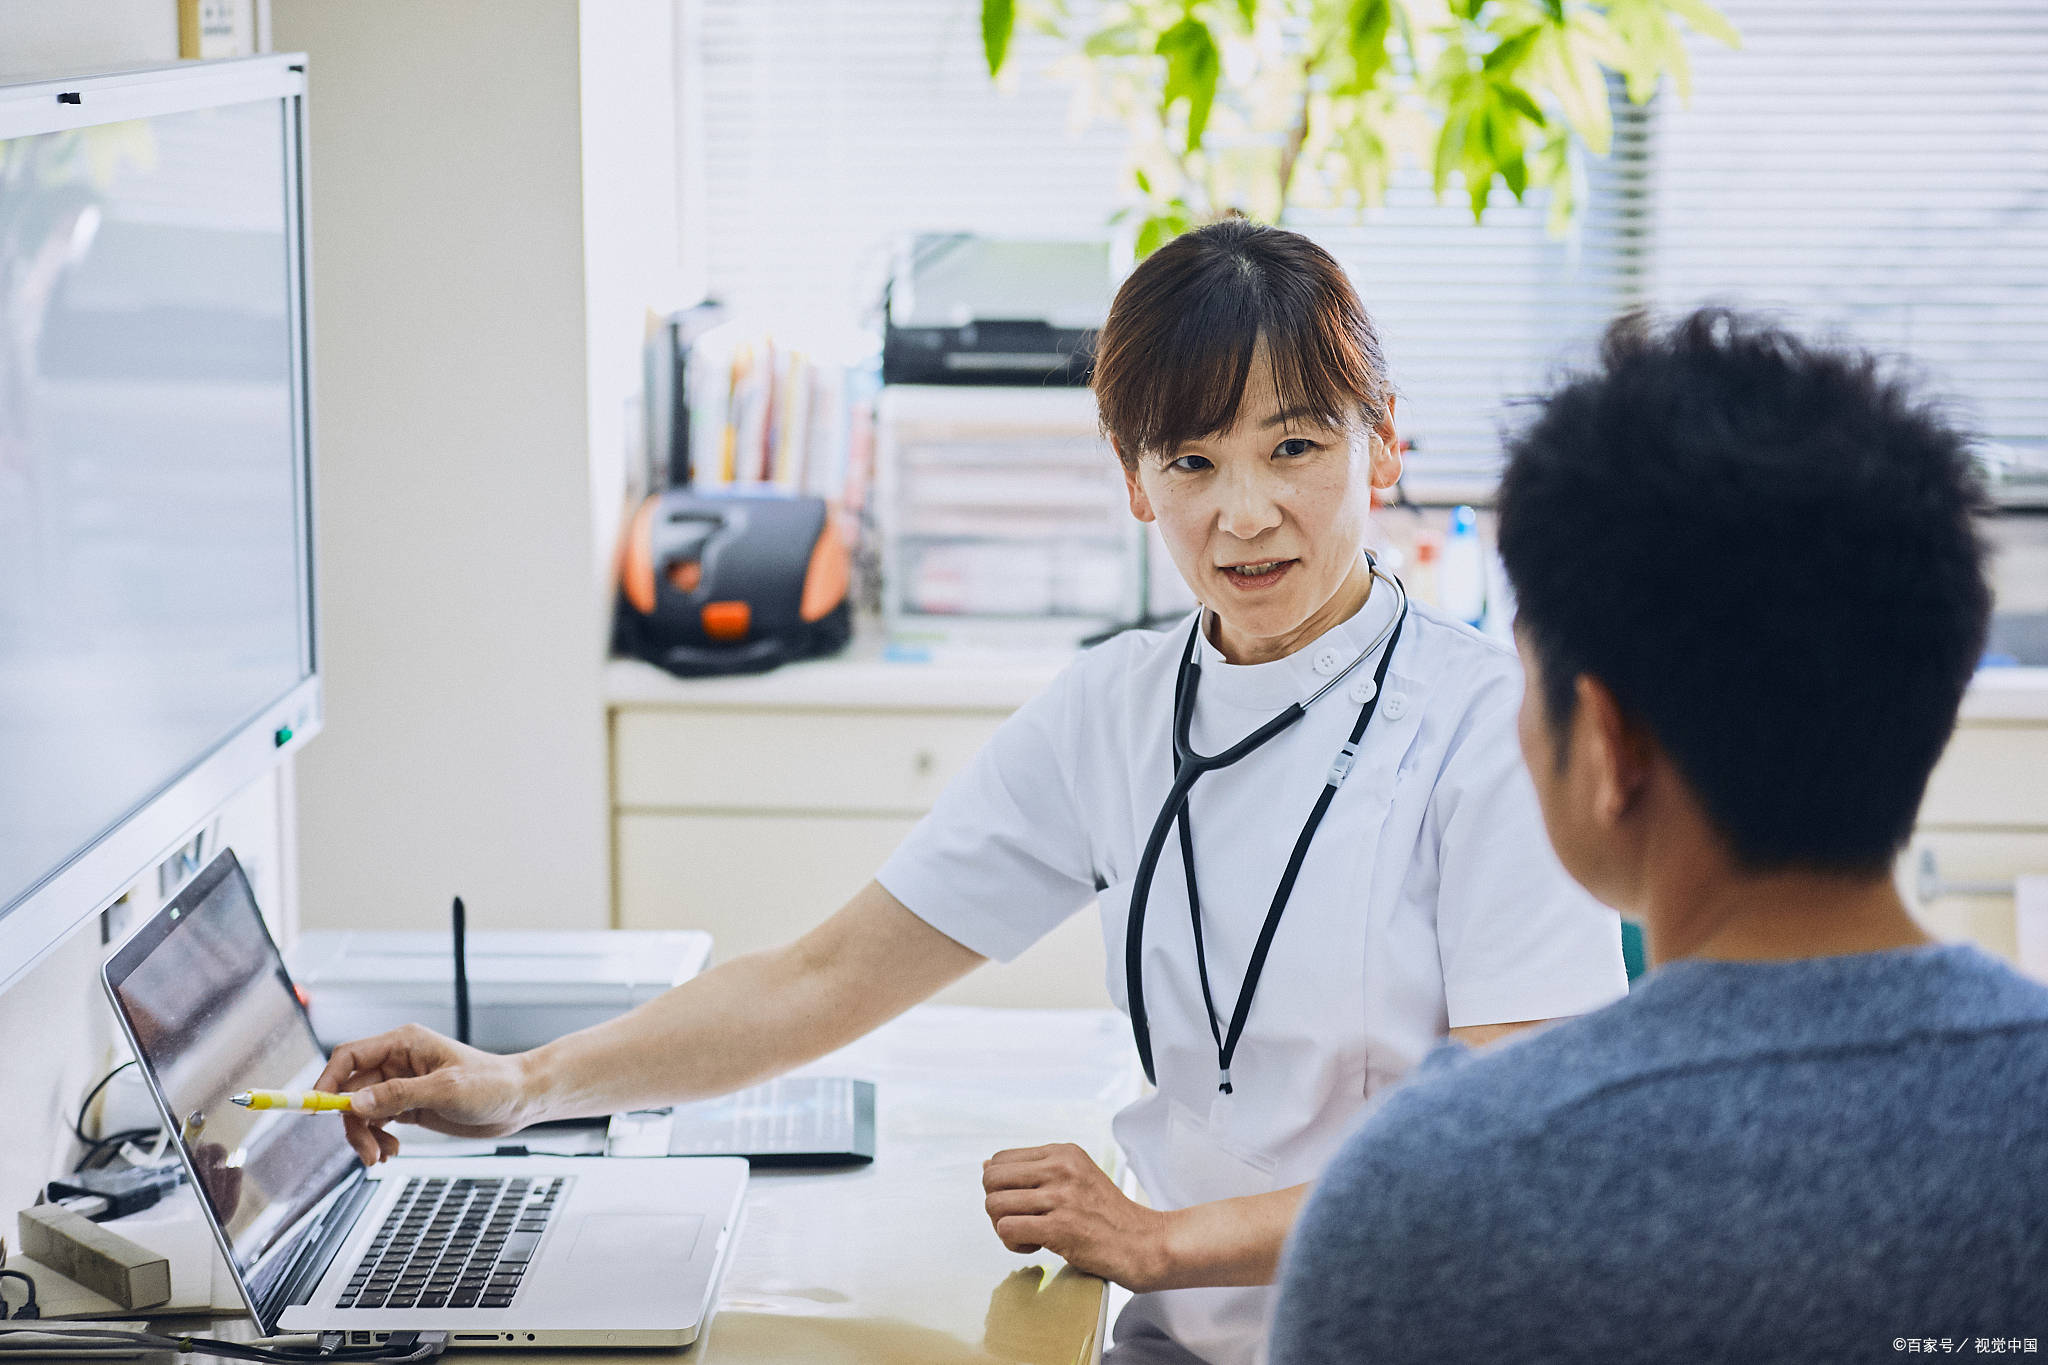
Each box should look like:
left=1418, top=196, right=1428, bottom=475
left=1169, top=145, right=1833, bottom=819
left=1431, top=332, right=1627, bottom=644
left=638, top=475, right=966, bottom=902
left=0, top=57, right=319, bottom=992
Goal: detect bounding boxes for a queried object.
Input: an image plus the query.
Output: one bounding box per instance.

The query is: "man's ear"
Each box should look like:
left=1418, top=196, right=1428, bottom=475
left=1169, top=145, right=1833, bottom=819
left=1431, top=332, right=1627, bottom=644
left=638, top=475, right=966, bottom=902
left=1368, top=396, right=1403, bottom=491
left=1575, top=674, right=1649, bottom=827
left=1121, top=454, right=1156, bottom=523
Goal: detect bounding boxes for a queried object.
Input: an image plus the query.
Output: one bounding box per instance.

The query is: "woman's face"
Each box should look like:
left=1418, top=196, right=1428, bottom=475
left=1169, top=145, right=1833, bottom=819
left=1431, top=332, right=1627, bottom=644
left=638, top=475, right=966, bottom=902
left=1121, top=348, right=1402, bottom=664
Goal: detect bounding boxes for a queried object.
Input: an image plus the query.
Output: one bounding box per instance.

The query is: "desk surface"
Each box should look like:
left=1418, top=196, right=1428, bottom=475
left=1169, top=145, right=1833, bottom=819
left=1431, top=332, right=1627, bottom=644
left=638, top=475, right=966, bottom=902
left=462, top=1006, right=1139, bottom=1365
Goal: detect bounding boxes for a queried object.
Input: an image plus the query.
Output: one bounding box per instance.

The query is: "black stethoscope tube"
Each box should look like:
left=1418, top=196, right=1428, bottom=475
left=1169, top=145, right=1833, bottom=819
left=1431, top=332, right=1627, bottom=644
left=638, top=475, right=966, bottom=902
left=1125, top=568, right=1410, bottom=1091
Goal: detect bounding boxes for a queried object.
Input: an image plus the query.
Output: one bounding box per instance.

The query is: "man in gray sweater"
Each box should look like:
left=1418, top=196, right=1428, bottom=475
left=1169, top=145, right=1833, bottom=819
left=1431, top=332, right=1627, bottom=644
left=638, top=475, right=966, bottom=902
left=1269, top=310, right=2048, bottom=1364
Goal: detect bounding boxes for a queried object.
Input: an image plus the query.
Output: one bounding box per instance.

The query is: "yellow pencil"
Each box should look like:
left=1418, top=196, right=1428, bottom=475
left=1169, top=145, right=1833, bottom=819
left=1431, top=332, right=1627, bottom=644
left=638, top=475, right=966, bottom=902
left=230, top=1089, right=353, bottom=1112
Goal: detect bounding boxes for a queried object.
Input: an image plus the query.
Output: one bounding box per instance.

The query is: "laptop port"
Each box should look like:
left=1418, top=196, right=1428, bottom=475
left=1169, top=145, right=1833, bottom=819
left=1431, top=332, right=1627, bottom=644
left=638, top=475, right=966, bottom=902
left=350, top=1332, right=372, bottom=1344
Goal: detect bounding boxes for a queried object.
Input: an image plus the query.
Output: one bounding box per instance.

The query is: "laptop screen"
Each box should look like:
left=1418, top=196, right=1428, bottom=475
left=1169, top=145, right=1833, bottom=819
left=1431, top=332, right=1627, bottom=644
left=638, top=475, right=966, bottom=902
left=105, top=850, right=360, bottom=1276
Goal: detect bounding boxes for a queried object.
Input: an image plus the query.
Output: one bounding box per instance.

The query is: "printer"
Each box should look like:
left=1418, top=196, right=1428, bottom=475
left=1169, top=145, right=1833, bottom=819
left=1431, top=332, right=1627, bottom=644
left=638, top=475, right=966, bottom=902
left=881, top=235, right=1113, bottom=387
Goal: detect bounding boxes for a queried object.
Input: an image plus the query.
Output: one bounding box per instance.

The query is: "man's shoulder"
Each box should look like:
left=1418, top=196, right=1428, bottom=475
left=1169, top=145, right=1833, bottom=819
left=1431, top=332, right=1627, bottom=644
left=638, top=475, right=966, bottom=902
left=1279, top=949, right=2048, bottom=1365
left=1333, top=948, right=2048, bottom=1216
left=1375, top=946, right=2048, bottom=1134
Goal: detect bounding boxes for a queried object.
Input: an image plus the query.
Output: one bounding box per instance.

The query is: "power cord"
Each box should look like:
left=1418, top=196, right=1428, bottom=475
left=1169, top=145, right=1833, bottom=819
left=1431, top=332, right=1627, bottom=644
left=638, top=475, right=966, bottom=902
left=0, top=1325, right=445, bottom=1361
left=70, top=1060, right=166, bottom=1174
left=70, top=1060, right=137, bottom=1146
left=0, top=1267, right=39, bottom=1320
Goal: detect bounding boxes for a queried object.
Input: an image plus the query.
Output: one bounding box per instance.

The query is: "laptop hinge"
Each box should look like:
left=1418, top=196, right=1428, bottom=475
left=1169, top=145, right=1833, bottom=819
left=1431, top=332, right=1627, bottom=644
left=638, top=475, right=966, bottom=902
left=253, top=1169, right=375, bottom=1330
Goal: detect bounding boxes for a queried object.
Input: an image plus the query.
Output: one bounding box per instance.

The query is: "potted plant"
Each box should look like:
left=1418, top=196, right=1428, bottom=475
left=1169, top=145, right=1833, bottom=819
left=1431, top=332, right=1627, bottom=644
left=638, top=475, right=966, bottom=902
left=981, top=0, right=1739, bottom=250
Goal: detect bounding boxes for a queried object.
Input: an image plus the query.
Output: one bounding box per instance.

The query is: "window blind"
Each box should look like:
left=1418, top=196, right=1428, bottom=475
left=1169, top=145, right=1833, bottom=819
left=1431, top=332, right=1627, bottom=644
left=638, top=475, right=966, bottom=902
left=691, top=0, right=1129, bottom=332
left=688, top=0, right=1643, bottom=490
left=1651, top=0, right=2048, bottom=456
left=688, top=1, right=2040, bottom=472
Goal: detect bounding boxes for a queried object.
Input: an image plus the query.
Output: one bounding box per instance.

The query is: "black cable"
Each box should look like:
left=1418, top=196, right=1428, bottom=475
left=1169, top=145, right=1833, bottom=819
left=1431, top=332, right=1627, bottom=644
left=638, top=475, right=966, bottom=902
left=0, top=1324, right=444, bottom=1361
left=70, top=1060, right=137, bottom=1145
left=0, top=1268, right=37, bottom=1320
left=72, top=1125, right=161, bottom=1174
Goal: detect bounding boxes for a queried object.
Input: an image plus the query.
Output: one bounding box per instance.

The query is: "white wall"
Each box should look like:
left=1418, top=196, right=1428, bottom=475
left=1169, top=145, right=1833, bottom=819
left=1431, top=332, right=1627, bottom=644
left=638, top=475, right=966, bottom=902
left=0, top=0, right=178, bottom=80
left=272, top=0, right=632, bottom=933
left=580, top=0, right=684, bottom=568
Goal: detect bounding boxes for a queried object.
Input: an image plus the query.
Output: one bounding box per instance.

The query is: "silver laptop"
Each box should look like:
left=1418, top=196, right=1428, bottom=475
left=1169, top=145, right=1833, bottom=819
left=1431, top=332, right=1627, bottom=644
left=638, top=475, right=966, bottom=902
left=102, top=849, right=747, bottom=1349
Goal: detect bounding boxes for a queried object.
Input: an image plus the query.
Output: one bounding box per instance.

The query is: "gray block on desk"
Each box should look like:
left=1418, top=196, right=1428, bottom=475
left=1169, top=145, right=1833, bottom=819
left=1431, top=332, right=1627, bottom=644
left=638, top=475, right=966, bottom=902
left=16, top=1205, right=172, bottom=1310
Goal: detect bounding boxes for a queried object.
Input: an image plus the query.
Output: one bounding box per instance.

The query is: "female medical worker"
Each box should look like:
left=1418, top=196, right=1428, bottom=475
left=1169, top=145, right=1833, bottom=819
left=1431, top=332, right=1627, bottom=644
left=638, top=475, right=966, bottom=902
left=318, top=221, right=1627, bottom=1365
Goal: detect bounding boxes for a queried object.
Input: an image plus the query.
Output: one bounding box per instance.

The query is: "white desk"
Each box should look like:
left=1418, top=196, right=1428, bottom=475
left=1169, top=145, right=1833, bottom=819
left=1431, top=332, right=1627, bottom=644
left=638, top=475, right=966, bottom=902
left=161, top=1006, right=1141, bottom=1364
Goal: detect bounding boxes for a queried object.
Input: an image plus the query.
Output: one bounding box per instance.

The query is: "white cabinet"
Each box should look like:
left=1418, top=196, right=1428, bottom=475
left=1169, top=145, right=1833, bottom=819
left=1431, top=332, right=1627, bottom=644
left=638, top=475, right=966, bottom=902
left=608, top=655, right=2048, bottom=999
left=1900, top=678, right=2048, bottom=965
left=607, top=655, right=1110, bottom=1009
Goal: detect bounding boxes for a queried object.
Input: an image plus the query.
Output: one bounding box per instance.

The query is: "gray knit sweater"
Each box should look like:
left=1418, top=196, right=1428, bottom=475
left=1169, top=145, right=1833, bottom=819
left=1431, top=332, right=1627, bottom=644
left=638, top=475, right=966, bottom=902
left=1270, top=944, right=2048, bottom=1365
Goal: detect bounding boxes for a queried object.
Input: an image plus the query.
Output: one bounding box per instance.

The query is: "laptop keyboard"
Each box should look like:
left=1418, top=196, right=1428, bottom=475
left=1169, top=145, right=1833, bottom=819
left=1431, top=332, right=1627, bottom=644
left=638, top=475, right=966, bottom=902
left=336, top=1175, right=569, bottom=1312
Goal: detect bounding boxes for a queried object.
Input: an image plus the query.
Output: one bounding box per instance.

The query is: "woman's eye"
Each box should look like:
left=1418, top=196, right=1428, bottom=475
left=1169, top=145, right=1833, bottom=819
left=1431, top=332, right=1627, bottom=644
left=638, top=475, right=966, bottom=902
left=1275, top=438, right=1317, bottom=458
left=1169, top=454, right=1213, bottom=473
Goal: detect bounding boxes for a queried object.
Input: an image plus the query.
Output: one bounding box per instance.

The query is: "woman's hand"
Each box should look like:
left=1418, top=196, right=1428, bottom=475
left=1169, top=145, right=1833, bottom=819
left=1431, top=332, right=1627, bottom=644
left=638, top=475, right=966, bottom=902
left=982, top=1143, right=1174, bottom=1292
left=315, top=1024, right=537, bottom=1165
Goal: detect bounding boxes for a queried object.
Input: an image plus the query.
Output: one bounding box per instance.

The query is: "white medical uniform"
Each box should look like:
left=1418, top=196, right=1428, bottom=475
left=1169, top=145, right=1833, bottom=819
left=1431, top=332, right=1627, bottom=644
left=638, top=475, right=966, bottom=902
left=877, top=587, right=1627, bottom=1365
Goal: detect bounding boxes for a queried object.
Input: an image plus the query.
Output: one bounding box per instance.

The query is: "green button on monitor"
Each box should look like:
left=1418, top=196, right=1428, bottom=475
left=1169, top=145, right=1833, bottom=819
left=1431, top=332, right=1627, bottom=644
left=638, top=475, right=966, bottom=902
left=274, top=726, right=293, bottom=747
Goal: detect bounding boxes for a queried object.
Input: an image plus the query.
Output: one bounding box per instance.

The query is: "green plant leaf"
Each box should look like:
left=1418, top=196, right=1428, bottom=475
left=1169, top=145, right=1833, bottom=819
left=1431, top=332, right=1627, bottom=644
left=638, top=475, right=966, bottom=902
left=1536, top=24, right=1613, bottom=154
left=1481, top=98, right=1525, bottom=168
left=1495, top=82, right=1546, bottom=125
left=1156, top=17, right=1222, bottom=153
left=1432, top=104, right=1470, bottom=199
left=1466, top=164, right=1493, bottom=221
left=1501, top=152, right=1528, bottom=201
left=1391, top=1, right=1421, bottom=77
left=982, top=0, right=1015, bottom=77
left=1662, top=0, right=1741, bottom=48
left=1604, top=0, right=1680, bottom=102
left=1332, top=103, right=1394, bottom=210
left=1235, top=0, right=1258, bottom=30
left=1134, top=166, right=1153, bottom=194
left=1342, top=0, right=1395, bottom=94
left=1134, top=204, right=1195, bottom=257
left=1482, top=25, right=1541, bottom=76
left=1563, top=8, right=1628, bottom=67
left=1083, top=22, right=1147, bottom=58
left=1136, top=216, right=1173, bottom=258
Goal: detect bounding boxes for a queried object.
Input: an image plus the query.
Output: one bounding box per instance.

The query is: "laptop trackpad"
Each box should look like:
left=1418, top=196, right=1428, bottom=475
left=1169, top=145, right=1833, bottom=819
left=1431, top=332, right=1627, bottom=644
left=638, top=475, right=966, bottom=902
left=569, top=1213, right=703, bottom=1265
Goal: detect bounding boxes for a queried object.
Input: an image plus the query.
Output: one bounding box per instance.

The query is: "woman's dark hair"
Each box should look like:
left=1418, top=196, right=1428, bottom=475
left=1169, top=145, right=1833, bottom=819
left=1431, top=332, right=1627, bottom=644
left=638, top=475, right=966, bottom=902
left=1497, top=309, right=1992, bottom=873
left=1091, top=220, right=1391, bottom=466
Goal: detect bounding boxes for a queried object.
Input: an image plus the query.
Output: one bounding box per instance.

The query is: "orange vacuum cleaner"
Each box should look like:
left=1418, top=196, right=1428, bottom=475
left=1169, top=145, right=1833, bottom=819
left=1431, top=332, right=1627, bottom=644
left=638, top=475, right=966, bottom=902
left=613, top=488, right=852, bottom=677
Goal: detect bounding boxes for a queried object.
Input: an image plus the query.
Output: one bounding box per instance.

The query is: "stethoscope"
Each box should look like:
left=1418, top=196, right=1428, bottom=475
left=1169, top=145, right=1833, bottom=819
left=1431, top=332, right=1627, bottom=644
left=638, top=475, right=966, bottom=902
left=1125, top=553, right=1410, bottom=1094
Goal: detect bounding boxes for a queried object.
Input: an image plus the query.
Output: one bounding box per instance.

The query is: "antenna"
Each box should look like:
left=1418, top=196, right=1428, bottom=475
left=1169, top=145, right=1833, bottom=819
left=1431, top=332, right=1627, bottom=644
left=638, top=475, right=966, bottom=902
left=451, top=896, right=470, bottom=1046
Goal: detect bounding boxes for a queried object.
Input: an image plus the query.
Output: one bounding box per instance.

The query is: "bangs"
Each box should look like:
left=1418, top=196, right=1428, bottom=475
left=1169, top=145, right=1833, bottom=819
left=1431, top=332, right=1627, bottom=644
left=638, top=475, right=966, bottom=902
left=1091, top=222, right=1390, bottom=464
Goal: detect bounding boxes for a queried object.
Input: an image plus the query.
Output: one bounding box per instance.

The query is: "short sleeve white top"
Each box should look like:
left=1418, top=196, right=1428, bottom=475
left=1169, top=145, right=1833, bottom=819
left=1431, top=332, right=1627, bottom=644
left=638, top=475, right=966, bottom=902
left=877, top=590, right=1627, bottom=1365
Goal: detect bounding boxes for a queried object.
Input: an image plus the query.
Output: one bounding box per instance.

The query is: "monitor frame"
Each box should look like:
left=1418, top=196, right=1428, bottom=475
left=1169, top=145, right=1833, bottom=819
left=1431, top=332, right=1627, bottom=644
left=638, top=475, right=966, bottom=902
left=0, top=56, right=321, bottom=996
